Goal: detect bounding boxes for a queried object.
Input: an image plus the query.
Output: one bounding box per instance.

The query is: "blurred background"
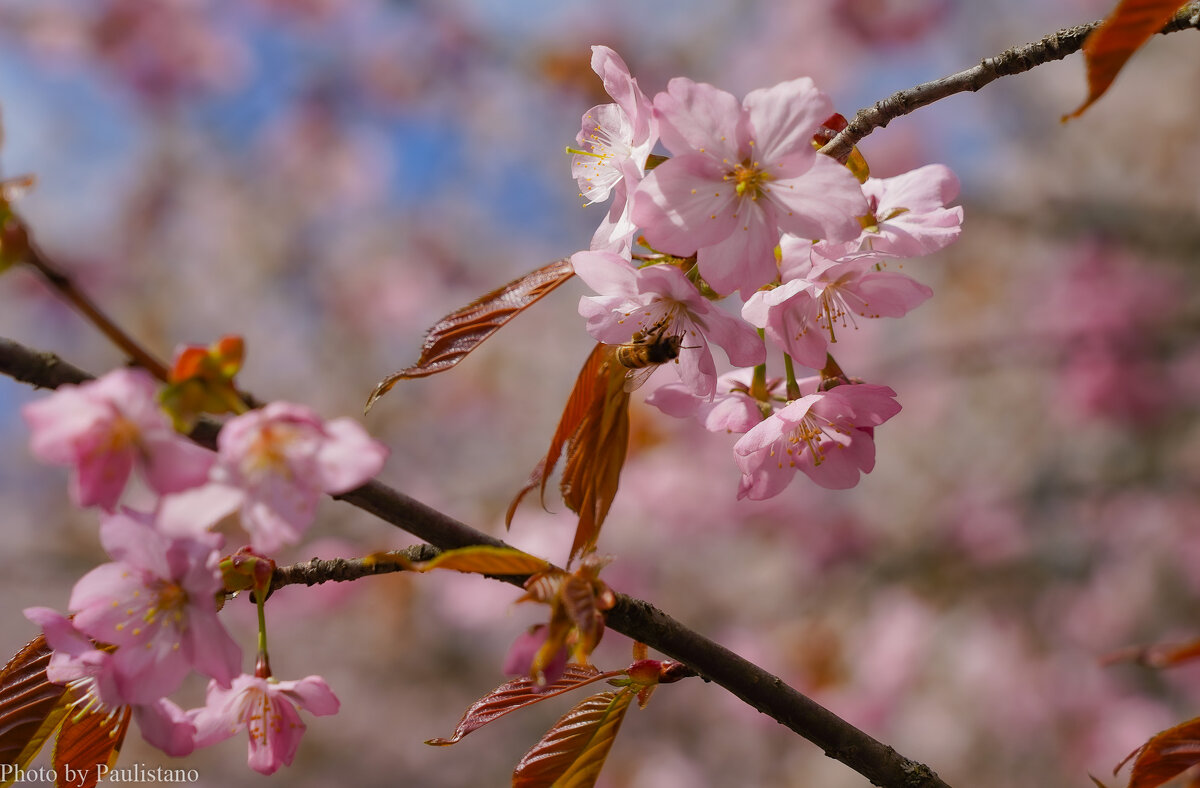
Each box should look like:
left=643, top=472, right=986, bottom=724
left=2, top=0, right=1200, bottom=786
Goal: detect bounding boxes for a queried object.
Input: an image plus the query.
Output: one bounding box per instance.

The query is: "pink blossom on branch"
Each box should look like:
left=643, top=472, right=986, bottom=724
left=631, top=77, right=867, bottom=295
left=733, top=382, right=901, bottom=498
left=741, top=245, right=934, bottom=369
left=857, top=163, right=964, bottom=256
left=21, top=367, right=215, bottom=510
left=22, top=606, right=199, bottom=757
left=571, top=46, right=658, bottom=253
left=160, top=402, right=389, bottom=553
left=55, top=509, right=241, bottom=704
left=573, top=250, right=764, bottom=398
left=190, top=673, right=340, bottom=775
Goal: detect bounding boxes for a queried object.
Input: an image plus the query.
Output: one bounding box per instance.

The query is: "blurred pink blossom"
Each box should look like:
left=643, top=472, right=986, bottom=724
left=160, top=402, right=388, bottom=553
left=22, top=368, right=214, bottom=511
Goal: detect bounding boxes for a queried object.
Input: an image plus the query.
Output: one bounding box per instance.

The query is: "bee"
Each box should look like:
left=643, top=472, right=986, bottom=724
left=614, top=320, right=685, bottom=392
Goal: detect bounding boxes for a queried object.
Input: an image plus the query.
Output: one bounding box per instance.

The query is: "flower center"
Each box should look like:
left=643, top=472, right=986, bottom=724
left=728, top=160, right=771, bottom=199
left=243, top=423, right=299, bottom=479
left=145, top=578, right=190, bottom=628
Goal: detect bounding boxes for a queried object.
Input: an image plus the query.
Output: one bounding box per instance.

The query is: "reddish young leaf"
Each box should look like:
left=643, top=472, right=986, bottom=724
left=512, top=689, right=634, bottom=788
left=159, top=334, right=247, bottom=431
left=365, top=257, right=575, bottom=411
left=1063, top=0, right=1189, bottom=120
left=507, top=342, right=632, bottom=564
left=1119, top=715, right=1200, bottom=788
left=0, top=635, right=71, bottom=776
left=411, top=545, right=552, bottom=576
left=425, top=664, right=615, bottom=746
left=53, top=705, right=131, bottom=788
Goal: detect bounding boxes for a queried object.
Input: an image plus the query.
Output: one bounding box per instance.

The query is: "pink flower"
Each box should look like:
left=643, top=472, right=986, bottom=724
left=53, top=509, right=241, bottom=705
left=631, top=77, right=867, bottom=295
left=21, top=368, right=215, bottom=510
left=733, top=382, right=901, bottom=498
left=190, top=674, right=339, bottom=775
left=160, top=402, right=388, bottom=552
left=24, top=608, right=200, bottom=756
left=573, top=250, right=764, bottom=398
left=741, top=245, right=932, bottom=368
left=858, top=164, right=963, bottom=256
left=571, top=46, right=658, bottom=253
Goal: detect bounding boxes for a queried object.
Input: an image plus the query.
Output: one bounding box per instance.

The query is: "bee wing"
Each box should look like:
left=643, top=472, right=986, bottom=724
left=622, top=364, right=659, bottom=393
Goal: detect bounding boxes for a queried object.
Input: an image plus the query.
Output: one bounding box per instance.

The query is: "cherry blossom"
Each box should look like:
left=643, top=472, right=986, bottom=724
left=631, top=76, right=867, bottom=295
left=570, top=46, right=658, bottom=253
left=733, top=382, right=901, bottom=498
left=857, top=163, right=963, bottom=256
left=190, top=674, right=340, bottom=775
left=56, top=509, right=241, bottom=705
left=573, top=250, right=764, bottom=398
left=21, top=367, right=215, bottom=511
left=741, top=245, right=933, bottom=368
left=25, top=606, right=201, bottom=756
left=159, top=402, right=388, bottom=552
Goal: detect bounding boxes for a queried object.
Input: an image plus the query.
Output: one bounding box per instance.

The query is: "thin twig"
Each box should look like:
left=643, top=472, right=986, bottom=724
left=820, top=2, right=1200, bottom=161
left=13, top=217, right=170, bottom=380
left=0, top=335, right=952, bottom=788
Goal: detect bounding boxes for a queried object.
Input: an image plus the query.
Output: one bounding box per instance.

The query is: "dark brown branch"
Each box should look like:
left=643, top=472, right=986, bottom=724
left=0, top=335, right=951, bottom=788
left=269, top=543, right=442, bottom=592
left=819, top=2, right=1200, bottom=161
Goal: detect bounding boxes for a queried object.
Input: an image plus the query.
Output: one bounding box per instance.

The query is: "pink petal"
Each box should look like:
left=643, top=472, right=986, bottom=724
left=141, top=436, right=216, bottom=496
left=695, top=201, right=780, bottom=295
left=742, top=77, right=831, bottom=164
left=315, top=418, right=388, bottom=493
left=157, top=484, right=245, bottom=537
left=281, top=675, right=340, bottom=716
left=770, top=154, right=867, bottom=242
left=653, top=77, right=742, bottom=160
left=633, top=153, right=739, bottom=255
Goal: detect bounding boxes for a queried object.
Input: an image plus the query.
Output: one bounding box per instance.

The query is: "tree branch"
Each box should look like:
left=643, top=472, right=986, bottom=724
left=0, top=335, right=952, bottom=788
left=819, top=2, right=1200, bottom=161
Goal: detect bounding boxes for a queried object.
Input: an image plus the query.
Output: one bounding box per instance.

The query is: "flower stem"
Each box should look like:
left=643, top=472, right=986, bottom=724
left=783, top=353, right=801, bottom=400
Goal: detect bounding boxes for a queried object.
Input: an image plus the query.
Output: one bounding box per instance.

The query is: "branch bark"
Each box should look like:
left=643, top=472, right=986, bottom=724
left=819, top=2, right=1200, bottom=161
left=0, top=335, right=952, bottom=788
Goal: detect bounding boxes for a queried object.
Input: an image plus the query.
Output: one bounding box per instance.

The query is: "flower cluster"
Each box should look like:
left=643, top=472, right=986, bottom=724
left=20, top=364, right=384, bottom=773
left=570, top=46, right=962, bottom=499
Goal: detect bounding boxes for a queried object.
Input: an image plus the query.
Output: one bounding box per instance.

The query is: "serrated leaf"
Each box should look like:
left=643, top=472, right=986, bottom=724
left=0, top=635, right=71, bottom=781
left=1064, top=0, right=1189, bottom=120
left=412, top=545, right=551, bottom=576
left=425, top=665, right=612, bottom=746
left=512, top=689, right=634, bottom=788
left=53, top=705, right=130, bottom=788
left=366, top=257, right=575, bottom=411
left=507, top=342, right=631, bottom=564
left=1119, top=715, right=1200, bottom=788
